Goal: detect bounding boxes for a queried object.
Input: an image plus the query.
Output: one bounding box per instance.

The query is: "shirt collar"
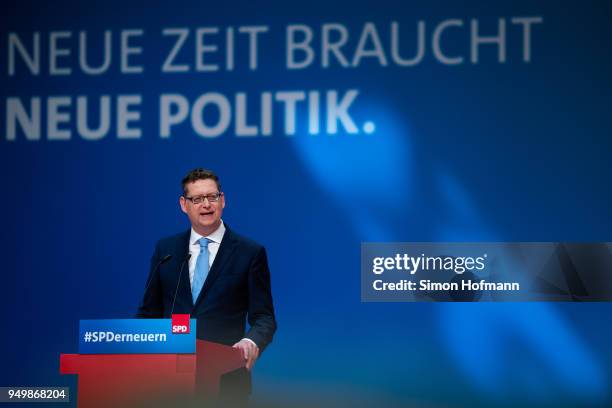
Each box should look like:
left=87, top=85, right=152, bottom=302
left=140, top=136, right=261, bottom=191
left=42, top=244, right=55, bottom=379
left=190, top=221, right=226, bottom=246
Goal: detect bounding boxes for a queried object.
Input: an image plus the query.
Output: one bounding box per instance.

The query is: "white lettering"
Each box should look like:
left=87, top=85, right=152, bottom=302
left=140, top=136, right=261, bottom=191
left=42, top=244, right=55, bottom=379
left=261, top=92, right=272, bottom=136
left=49, top=31, right=72, bottom=75
left=391, top=21, right=425, bottom=66
left=196, top=27, right=219, bottom=72
left=322, top=23, right=349, bottom=68
left=352, top=23, right=387, bottom=67
left=79, top=31, right=112, bottom=75
left=160, top=94, right=189, bottom=137
left=511, top=17, right=543, bottom=63
left=275, top=91, right=305, bottom=135
left=471, top=18, right=506, bottom=63
left=235, top=92, right=258, bottom=136
left=287, top=25, right=314, bottom=69
left=238, top=26, right=268, bottom=70
left=77, top=96, right=111, bottom=140
left=326, top=90, right=359, bottom=134
left=6, top=97, right=40, bottom=141
left=117, top=95, right=142, bottom=138
left=162, top=28, right=190, bottom=72
left=191, top=93, right=231, bottom=137
left=120, top=29, right=144, bottom=73
left=8, top=32, right=40, bottom=75
left=47, top=96, right=71, bottom=140
left=433, top=20, right=464, bottom=65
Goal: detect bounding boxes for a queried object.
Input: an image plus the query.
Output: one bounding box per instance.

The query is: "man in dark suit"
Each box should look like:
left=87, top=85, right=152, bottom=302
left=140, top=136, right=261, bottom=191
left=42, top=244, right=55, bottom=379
left=137, top=168, right=276, bottom=396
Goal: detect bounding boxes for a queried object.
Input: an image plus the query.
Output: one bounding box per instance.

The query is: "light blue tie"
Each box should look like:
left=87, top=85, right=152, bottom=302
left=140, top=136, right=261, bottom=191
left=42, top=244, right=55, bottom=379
left=192, top=238, right=210, bottom=304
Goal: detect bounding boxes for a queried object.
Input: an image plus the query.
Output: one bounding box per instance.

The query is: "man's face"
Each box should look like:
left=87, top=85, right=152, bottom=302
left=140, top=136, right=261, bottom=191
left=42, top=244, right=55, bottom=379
left=179, top=179, right=225, bottom=236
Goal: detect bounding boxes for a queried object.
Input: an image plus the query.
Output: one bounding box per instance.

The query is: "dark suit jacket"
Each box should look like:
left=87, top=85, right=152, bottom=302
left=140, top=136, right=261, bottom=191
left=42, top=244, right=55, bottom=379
left=137, top=226, right=276, bottom=352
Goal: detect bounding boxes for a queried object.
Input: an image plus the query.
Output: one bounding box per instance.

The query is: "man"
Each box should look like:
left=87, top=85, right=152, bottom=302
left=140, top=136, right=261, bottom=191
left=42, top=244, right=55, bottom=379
left=137, top=168, right=276, bottom=396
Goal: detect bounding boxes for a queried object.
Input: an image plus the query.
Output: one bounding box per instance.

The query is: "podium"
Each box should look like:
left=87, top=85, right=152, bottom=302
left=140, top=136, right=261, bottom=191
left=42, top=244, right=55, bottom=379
left=60, top=319, right=245, bottom=407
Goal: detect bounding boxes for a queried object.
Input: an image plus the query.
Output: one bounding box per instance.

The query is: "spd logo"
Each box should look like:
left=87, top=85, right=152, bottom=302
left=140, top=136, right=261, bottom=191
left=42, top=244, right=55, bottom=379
left=171, top=314, right=190, bottom=334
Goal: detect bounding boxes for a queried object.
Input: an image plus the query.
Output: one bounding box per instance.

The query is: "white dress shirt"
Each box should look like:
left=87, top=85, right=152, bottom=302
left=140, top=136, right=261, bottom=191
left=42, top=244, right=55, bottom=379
left=188, top=221, right=226, bottom=286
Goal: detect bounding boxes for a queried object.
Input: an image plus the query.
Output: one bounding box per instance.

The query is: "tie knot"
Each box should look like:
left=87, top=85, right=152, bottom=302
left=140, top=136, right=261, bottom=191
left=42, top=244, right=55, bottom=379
left=199, top=238, right=210, bottom=249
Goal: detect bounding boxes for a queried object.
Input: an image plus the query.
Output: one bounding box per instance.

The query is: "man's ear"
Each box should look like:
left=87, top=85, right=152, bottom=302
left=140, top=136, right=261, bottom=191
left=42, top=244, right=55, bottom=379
left=179, top=196, right=188, bottom=214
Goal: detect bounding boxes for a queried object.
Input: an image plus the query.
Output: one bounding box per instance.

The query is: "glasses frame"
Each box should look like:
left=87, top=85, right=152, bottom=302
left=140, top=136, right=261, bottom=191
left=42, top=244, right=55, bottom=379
left=184, top=192, right=223, bottom=205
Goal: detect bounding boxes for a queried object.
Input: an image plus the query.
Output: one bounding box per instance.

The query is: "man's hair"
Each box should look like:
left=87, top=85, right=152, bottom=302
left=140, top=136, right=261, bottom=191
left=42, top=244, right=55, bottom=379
left=181, top=168, right=221, bottom=196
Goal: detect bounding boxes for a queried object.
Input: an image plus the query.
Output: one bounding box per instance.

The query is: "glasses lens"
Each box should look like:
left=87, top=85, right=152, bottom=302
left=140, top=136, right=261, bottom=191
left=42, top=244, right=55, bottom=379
left=188, top=193, right=220, bottom=204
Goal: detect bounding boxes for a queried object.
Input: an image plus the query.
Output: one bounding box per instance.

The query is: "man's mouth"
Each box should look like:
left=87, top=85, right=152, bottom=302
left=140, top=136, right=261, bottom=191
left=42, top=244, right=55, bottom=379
left=200, top=211, right=214, bottom=216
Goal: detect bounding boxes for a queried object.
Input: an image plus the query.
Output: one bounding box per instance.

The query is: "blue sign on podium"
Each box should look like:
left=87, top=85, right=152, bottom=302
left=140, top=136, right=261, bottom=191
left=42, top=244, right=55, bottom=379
left=78, top=319, right=196, bottom=354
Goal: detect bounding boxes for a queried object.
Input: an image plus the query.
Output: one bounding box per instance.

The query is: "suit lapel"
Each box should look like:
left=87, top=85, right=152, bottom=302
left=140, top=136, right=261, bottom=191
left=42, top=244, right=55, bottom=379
left=194, top=227, right=238, bottom=308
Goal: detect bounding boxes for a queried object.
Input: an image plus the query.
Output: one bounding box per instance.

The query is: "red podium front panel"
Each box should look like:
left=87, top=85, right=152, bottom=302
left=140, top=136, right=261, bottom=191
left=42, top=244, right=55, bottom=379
left=60, top=340, right=244, bottom=408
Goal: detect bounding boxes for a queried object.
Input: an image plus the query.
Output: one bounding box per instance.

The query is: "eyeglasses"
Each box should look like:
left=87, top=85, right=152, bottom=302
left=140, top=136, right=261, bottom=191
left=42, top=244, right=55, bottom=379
left=184, top=192, right=223, bottom=204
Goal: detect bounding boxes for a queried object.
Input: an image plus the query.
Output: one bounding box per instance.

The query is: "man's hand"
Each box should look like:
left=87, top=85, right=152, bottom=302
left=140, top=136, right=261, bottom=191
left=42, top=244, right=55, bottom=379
left=232, top=339, right=260, bottom=371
